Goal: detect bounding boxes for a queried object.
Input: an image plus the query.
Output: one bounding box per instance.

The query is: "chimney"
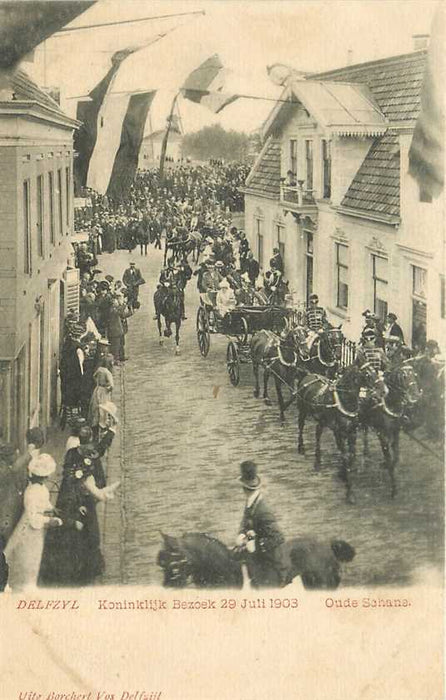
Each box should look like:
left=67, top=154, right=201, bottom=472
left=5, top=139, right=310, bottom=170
left=412, top=34, right=430, bottom=51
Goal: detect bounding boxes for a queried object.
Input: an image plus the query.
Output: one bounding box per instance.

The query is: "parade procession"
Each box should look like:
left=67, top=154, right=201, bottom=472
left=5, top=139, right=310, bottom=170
left=0, top=0, right=444, bottom=595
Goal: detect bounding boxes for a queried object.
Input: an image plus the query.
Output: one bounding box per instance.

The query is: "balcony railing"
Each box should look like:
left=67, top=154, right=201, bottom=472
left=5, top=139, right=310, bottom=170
left=280, top=180, right=317, bottom=209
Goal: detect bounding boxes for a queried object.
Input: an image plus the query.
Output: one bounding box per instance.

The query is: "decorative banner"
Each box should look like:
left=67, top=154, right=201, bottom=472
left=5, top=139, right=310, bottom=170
left=106, top=91, right=156, bottom=200
left=74, top=45, right=150, bottom=193
left=181, top=54, right=239, bottom=114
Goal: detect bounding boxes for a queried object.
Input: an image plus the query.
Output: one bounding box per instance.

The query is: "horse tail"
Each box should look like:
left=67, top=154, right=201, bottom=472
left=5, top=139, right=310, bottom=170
left=330, top=540, right=356, bottom=562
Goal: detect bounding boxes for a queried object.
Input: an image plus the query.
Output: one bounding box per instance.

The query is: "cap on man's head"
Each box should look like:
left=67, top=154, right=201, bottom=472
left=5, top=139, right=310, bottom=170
left=362, top=309, right=372, bottom=317
left=387, top=312, right=397, bottom=321
left=215, top=261, right=224, bottom=268
left=363, top=328, right=376, bottom=339
left=129, top=262, right=136, bottom=266
left=273, top=247, right=280, bottom=254
left=309, top=293, right=319, bottom=301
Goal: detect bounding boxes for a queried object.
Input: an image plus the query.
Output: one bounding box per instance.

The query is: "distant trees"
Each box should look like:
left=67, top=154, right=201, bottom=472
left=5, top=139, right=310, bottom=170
left=182, top=124, right=250, bottom=162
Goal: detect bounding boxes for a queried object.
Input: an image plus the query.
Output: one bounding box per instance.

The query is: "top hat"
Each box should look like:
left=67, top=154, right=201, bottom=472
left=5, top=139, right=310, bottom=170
left=28, top=453, right=56, bottom=478
left=238, top=461, right=261, bottom=490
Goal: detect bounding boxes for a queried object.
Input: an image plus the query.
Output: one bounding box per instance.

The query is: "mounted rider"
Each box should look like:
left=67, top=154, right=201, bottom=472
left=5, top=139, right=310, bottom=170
left=235, top=461, right=288, bottom=588
left=299, top=293, right=329, bottom=359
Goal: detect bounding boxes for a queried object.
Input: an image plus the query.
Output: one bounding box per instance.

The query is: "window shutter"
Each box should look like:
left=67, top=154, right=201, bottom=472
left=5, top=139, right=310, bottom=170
left=62, top=267, right=80, bottom=316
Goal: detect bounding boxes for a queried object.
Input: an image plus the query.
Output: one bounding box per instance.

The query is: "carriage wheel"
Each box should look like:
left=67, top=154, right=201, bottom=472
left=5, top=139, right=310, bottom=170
left=196, top=306, right=210, bottom=357
left=227, top=341, right=240, bottom=386
left=235, top=316, right=249, bottom=346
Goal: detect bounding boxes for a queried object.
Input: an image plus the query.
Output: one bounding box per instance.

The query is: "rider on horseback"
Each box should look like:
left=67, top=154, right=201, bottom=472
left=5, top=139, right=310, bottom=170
left=299, top=293, right=328, bottom=359
left=235, top=461, right=288, bottom=588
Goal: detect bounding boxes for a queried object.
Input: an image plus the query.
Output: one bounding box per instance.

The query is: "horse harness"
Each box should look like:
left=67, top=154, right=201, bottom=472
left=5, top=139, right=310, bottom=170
left=297, top=374, right=359, bottom=418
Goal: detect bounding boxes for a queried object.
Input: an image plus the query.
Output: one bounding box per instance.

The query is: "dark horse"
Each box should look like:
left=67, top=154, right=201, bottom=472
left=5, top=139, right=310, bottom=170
left=360, top=364, right=422, bottom=498
left=296, top=363, right=377, bottom=504
left=251, top=326, right=344, bottom=424
left=157, top=532, right=355, bottom=590
left=153, top=285, right=183, bottom=355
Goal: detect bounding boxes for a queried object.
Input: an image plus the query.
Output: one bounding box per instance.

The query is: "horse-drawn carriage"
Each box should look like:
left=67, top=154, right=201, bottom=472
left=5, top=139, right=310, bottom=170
left=196, top=294, right=296, bottom=386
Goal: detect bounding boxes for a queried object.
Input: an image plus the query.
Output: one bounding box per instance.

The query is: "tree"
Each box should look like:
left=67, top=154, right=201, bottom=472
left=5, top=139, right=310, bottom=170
left=182, top=124, right=250, bottom=162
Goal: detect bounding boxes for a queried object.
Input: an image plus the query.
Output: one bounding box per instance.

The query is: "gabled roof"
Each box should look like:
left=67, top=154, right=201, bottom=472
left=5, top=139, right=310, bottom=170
left=245, top=137, right=281, bottom=200
left=341, top=130, right=400, bottom=220
left=311, top=49, right=427, bottom=124
left=289, top=80, right=387, bottom=136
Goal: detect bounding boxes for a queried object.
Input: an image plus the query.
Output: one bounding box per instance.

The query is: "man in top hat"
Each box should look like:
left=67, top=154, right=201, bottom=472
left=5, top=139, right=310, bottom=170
left=241, top=250, right=260, bottom=286
left=236, top=461, right=288, bottom=588
left=270, top=247, right=284, bottom=274
left=122, top=262, right=145, bottom=310
left=384, top=312, right=404, bottom=343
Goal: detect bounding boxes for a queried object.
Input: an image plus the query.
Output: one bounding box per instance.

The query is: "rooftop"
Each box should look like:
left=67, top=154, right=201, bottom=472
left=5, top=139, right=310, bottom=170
left=252, top=50, right=428, bottom=217
left=245, top=138, right=281, bottom=200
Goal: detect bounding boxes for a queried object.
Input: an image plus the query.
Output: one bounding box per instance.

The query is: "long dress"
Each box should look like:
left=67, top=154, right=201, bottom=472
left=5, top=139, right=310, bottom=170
left=88, top=367, right=114, bottom=428
left=39, top=449, right=105, bottom=587
left=4, top=483, right=54, bottom=592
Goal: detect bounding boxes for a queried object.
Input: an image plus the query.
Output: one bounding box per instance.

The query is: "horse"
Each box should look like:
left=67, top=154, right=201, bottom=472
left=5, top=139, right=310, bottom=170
left=153, top=285, right=183, bottom=355
left=251, top=326, right=344, bottom=424
left=182, top=231, right=203, bottom=264
left=296, top=363, right=378, bottom=504
left=251, top=327, right=304, bottom=424
left=297, top=326, right=344, bottom=377
left=360, top=364, right=422, bottom=498
left=157, top=532, right=356, bottom=590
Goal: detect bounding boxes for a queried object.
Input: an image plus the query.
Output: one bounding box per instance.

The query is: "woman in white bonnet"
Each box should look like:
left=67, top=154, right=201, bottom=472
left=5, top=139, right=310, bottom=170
left=4, top=453, right=63, bottom=592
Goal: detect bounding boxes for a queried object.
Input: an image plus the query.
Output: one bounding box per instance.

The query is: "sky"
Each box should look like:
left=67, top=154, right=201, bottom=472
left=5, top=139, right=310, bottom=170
left=26, top=0, right=438, bottom=135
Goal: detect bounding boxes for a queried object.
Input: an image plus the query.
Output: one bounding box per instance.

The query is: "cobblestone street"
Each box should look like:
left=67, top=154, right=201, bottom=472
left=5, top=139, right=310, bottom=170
left=100, top=247, right=443, bottom=588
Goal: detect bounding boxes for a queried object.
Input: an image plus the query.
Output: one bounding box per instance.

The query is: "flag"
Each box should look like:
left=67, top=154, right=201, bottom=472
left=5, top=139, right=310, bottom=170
left=74, top=37, right=166, bottom=193
left=408, top=4, right=445, bottom=201
left=0, top=1, right=95, bottom=69
left=106, top=91, right=156, bottom=200
left=181, top=54, right=239, bottom=114
left=74, top=46, right=144, bottom=192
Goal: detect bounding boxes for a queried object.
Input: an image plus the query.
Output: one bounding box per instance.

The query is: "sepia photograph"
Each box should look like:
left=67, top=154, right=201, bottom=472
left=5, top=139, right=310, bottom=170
left=0, top=0, right=444, bottom=698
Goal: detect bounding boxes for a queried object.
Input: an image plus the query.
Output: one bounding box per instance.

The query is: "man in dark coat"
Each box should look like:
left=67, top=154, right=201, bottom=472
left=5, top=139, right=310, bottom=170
left=384, top=312, right=404, bottom=343
left=122, top=262, right=145, bottom=310
left=236, top=461, right=288, bottom=587
left=270, top=247, right=284, bottom=274
left=242, top=251, right=260, bottom=286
